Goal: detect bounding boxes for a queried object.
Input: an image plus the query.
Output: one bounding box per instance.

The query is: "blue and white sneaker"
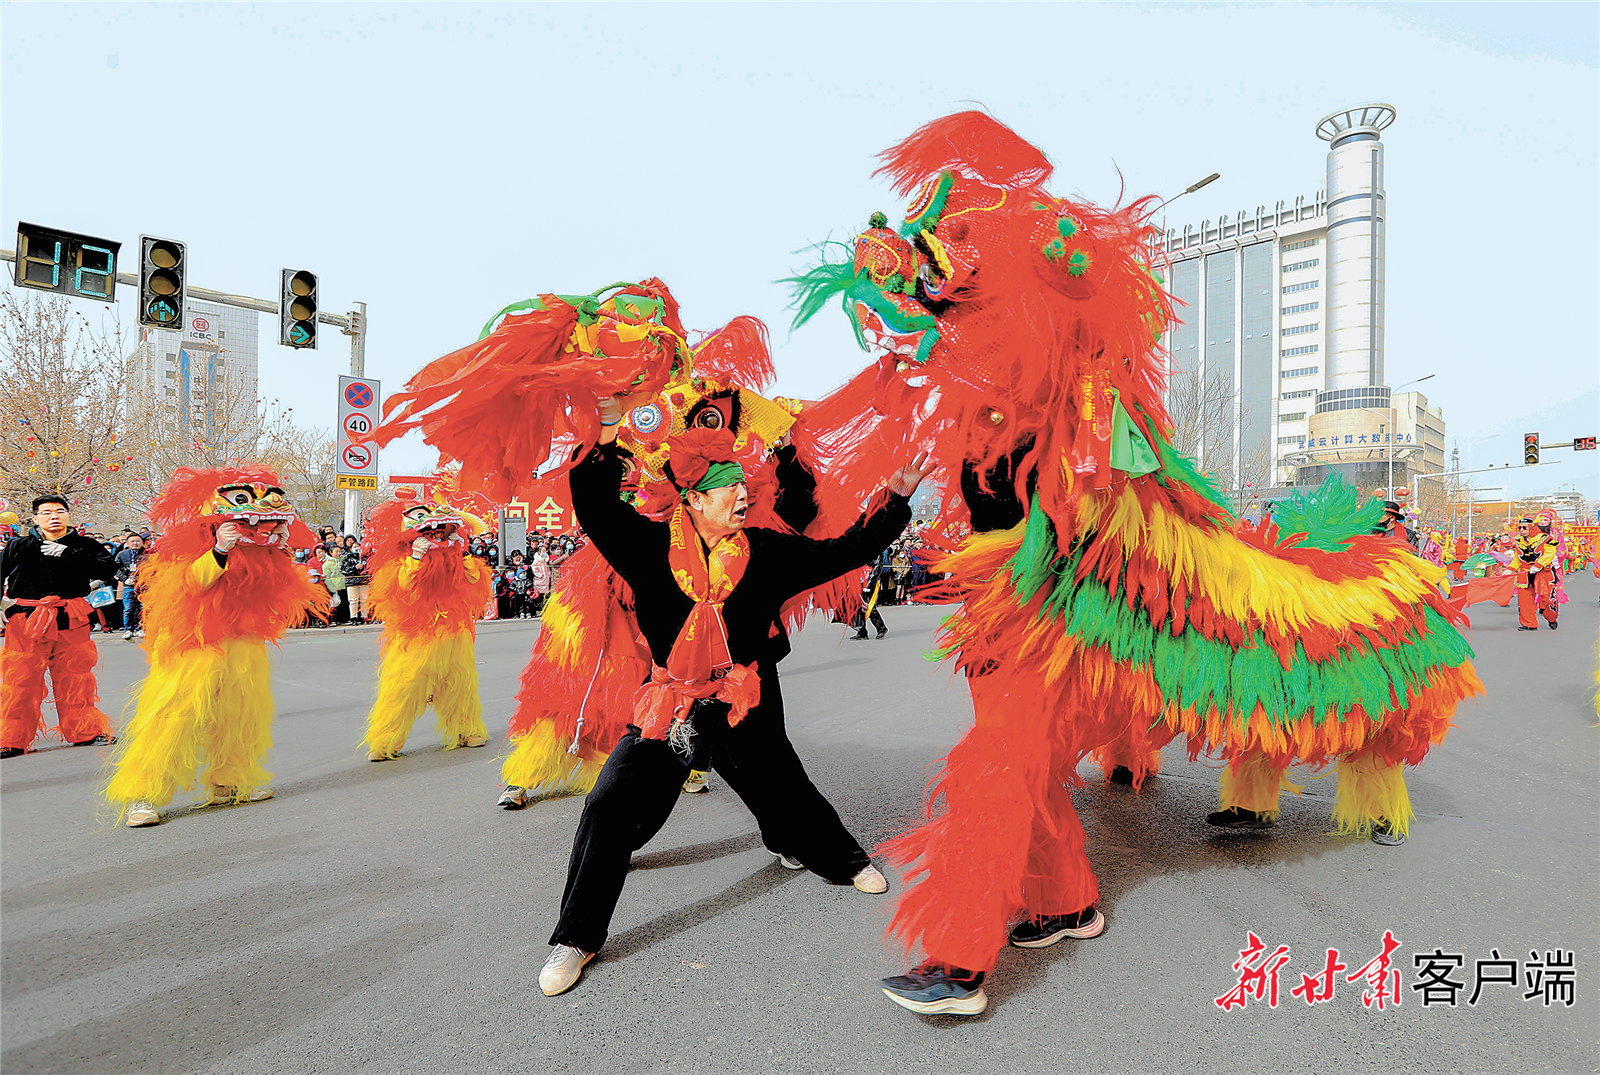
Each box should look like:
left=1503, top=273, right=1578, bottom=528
left=881, top=962, right=987, bottom=1016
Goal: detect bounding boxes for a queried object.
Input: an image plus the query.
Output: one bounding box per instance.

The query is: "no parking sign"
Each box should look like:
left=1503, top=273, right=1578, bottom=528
left=336, top=375, right=380, bottom=490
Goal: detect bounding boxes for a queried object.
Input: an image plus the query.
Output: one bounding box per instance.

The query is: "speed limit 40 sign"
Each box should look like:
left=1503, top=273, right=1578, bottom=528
left=336, top=375, right=381, bottom=489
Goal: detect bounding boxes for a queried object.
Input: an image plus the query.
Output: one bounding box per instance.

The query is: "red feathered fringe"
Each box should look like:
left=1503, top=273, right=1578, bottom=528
left=372, top=293, right=681, bottom=504
left=368, top=551, right=493, bottom=641
left=141, top=467, right=328, bottom=647
left=690, top=316, right=775, bottom=392
left=506, top=544, right=648, bottom=767
left=874, top=110, right=1054, bottom=196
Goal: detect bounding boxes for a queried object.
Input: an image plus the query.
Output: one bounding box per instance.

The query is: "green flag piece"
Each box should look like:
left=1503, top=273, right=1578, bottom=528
left=1109, top=389, right=1161, bottom=476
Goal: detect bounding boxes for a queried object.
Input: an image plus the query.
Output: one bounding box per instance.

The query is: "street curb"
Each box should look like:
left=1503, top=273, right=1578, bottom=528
left=282, top=617, right=543, bottom=640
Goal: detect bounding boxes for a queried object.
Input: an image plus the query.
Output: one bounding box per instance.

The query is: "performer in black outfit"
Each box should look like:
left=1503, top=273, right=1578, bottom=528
left=538, top=394, right=928, bottom=997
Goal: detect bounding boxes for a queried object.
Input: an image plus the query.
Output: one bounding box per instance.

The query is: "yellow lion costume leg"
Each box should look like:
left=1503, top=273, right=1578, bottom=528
left=1331, top=751, right=1413, bottom=839
left=364, top=631, right=485, bottom=757
left=107, top=639, right=274, bottom=812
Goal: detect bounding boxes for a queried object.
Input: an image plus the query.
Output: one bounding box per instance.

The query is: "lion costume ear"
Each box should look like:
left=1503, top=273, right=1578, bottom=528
left=1029, top=203, right=1107, bottom=301
left=874, top=111, right=1053, bottom=196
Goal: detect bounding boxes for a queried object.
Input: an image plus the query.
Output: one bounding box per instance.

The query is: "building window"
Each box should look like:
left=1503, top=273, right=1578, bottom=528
left=218, top=330, right=226, bottom=339
left=1282, top=237, right=1321, bottom=253
left=1282, top=281, right=1319, bottom=295
left=1278, top=435, right=1306, bottom=445
left=1282, top=323, right=1320, bottom=337
left=1281, top=366, right=1319, bottom=378
left=1279, top=411, right=1307, bottom=422
left=1281, top=258, right=1320, bottom=273
left=1280, top=389, right=1317, bottom=400
left=1282, top=301, right=1320, bottom=316
left=1282, top=344, right=1319, bottom=358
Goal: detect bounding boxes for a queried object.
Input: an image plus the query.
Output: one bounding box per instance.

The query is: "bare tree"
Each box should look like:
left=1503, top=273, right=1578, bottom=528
left=0, top=289, right=142, bottom=525
left=2, top=286, right=341, bottom=531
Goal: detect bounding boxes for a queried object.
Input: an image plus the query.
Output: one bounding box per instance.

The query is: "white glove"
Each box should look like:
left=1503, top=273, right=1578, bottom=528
left=410, top=536, right=434, bottom=559
left=262, top=522, right=290, bottom=547
left=41, top=541, right=67, bottom=557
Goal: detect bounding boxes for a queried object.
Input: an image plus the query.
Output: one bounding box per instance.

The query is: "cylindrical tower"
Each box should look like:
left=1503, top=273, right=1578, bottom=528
left=1318, top=104, right=1395, bottom=394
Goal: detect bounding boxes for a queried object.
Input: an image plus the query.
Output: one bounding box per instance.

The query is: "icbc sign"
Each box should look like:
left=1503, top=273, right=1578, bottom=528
left=336, top=375, right=381, bottom=490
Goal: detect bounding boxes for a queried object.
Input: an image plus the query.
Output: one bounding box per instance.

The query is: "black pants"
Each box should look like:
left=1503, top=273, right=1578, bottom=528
left=548, top=669, right=870, bottom=954
left=851, top=606, right=886, bottom=636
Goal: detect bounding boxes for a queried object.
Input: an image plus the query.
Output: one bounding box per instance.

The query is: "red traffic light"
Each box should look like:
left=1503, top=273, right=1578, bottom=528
left=1523, top=433, right=1540, bottom=465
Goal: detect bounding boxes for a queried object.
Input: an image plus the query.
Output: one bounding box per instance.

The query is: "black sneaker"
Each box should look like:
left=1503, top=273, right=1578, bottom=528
left=1370, top=819, right=1406, bottom=846
left=0, top=747, right=24, bottom=759
left=71, top=734, right=116, bottom=747
left=876, top=628, right=888, bottom=639
left=1108, top=765, right=1134, bottom=786
left=1009, top=905, right=1105, bottom=948
left=1517, top=625, right=1537, bottom=631
left=881, top=962, right=987, bottom=1016
left=848, top=632, right=869, bottom=641
left=1206, top=806, right=1275, bottom=829
left=1547, top=620, right=1558, bottom=630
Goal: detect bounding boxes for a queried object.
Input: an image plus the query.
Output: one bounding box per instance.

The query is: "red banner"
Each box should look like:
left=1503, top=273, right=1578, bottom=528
left=520, top=477, right=577, bottom=533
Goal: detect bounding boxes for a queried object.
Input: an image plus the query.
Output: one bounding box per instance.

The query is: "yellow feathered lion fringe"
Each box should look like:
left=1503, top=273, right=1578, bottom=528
left=363, top=630, right=486, bottom=756
left=106, top=638, right=275, bottom=814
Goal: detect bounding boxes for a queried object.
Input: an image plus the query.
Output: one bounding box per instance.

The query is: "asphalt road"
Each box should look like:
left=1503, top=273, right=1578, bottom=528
left=2, top=577, right=1597, bottom=1075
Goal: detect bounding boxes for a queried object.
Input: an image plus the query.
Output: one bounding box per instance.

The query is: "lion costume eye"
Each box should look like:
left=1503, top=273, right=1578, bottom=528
left=403, top=506, right=431, bottom=521
left=693, top=408, right=724, bottom=430
left=225, top=489, right=252, bottom=506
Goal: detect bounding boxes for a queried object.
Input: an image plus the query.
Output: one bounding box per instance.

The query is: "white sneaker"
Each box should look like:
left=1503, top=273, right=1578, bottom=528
left=771, top=849, right=804, bottom=871
left=367, top=749, right=393, bottom=762
left=539, top=945, right=593, bottom=996
left=497, top=784, right=528, bottom=809
left=122, top=630, right=135, bottom=641
left=126, top=801, right=159, bottom=827
left=682, top=770, right=709, bottom=794
left=852, top=865, right=889, bottom=894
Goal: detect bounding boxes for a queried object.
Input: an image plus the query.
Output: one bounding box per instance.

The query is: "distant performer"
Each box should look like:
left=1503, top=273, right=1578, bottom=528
left=361, top=484, right=493, bottom=761
left=1512, top=515, right=1559, bottom=631
left=1, top=494, right=119, bottom=757
left=105, top=469, right=327, bottom=827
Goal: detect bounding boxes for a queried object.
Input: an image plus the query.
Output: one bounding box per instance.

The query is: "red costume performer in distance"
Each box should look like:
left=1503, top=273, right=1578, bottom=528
left=1, top=493, right=118, bottom=756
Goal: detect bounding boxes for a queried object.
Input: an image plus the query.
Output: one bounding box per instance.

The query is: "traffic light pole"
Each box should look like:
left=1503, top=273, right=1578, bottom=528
left=341, top=302, right=367, bottom=536
left=1, top=248, right=369, bottom=531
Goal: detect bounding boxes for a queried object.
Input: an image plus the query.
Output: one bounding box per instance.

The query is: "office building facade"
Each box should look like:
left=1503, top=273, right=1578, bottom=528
left=1158, top=104, right=1440, bottom=499
left=126, top=298, right=260, bottom=445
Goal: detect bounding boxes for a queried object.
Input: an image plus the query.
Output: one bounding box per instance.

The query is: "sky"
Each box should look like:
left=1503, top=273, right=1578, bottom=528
left=3, top=2, right=1596, bottom=501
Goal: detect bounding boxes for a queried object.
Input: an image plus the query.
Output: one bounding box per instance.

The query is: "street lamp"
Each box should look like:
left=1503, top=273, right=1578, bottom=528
left=1162, top=172, right=1221, bottom=211
left=1359, top=374, right=1434, bottom=500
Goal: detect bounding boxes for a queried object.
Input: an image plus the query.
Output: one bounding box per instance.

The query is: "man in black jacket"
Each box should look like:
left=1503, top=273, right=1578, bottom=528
left=537, top=395, right=928, bottom=997
left=1, top=495, right=119, bottom=756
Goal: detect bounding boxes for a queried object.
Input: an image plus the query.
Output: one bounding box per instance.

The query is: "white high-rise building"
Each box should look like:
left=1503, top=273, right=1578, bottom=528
left=1158, top=104, right=1439, bottom=499
left=126, top=298, right=260, bottom=445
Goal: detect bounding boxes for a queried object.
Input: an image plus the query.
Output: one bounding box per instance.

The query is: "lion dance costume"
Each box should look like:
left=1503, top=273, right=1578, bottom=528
left=361, top=484, right=495, bottom=760
left=787, top=113, right=1483, bottom=1007
left=369, top=280, right=843, bottom=805
left=106, top=468, right=327, bottom=826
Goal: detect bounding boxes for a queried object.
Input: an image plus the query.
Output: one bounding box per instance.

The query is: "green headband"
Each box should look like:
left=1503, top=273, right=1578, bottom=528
left=689, top=460, right=745, bottom=494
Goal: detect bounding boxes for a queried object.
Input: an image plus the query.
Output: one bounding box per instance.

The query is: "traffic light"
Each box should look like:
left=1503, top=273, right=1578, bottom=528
left=1576, top=436, right=1597, bottom=451
left=280, top=269, right=318, bottom=348
left=1523, top=432, right=1539, bottom=465
left=137, top=235, right=186, bottom=327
